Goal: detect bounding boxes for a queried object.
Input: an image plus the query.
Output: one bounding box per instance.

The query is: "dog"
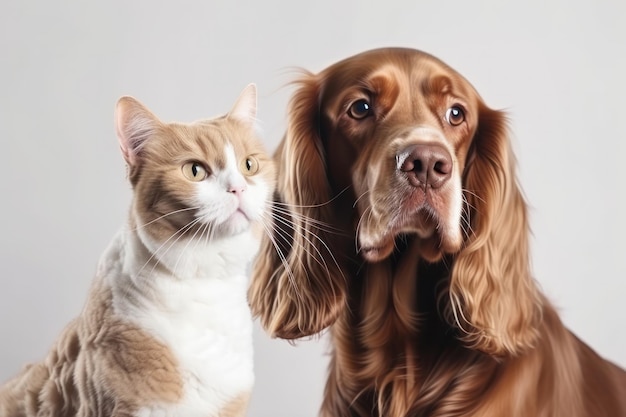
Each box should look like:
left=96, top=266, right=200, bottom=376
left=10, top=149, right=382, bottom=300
left=249, top=48, right=626, bottom=416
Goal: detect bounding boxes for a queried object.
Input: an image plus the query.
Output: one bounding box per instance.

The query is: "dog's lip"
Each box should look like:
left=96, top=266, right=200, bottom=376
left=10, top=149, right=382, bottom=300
left=360, top=242, right=394, bottom=262
left=359, top=234, right=395, bottom=263
left=389, top=204, right=439, bottom=238
left=412, top=210, right=438, bottom=238
left=358, top=207, right=445, bottom=262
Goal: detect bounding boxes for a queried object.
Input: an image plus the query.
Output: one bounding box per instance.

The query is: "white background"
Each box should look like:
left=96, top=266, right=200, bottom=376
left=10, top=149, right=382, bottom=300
left=1, top=1, right=624, bottom=416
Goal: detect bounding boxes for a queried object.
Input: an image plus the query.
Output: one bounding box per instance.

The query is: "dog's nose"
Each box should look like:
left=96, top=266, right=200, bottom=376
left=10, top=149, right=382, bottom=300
left=398, top=144, right=452, bottom=189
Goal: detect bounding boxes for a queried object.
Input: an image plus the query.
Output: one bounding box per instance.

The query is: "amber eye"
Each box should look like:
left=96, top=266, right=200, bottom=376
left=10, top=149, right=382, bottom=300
left=241, top=155, right=259, bottom=176
left=445, top=106, right=465, bottom=126
left=348, top=99, right=372, bottom=119
left=182, top=162, right=208, bottom=181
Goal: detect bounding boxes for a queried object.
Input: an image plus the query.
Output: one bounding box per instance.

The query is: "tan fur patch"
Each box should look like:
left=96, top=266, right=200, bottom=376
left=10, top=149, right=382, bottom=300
left=83, top=283, right=184, bottom=410
left=98, top=318, right=184, bottom=405
left=217, top=391, right=251, bottom=417
left=0, top=284, right=183, bottom=417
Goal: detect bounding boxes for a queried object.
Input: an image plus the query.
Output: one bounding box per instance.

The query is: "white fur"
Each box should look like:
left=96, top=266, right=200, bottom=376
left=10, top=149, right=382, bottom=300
left=96, top=227, right=256, bottom=417
left=94, top=143, right=268, bottom=417
left=195, top=144, right=270, bottom=237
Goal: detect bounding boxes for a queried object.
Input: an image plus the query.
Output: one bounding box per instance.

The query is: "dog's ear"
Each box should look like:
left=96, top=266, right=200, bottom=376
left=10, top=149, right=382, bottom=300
left=448, top=104, right=542, bottom=356
left=249, top=73, right=347, bottom=339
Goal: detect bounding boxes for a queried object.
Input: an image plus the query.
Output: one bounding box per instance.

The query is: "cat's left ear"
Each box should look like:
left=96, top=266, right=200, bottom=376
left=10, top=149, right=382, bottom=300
left=227, top=83, right=257, bottom=127
left=115, top=96, right=161, bottom=166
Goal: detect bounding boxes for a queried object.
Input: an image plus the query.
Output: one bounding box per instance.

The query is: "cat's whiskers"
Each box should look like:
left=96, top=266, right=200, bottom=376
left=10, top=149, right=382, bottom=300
left=258, top=215, right=303, bottom=302
left=132, top=207, right=200, bottom=231
left=269, top=212, right=334, bottom=278
left=271, top=205, right=345, bottom=236
left=172, top=218, right=211, bottom=278
left=269, top=200, right=346, bottom=273
left=271, top=184, right=351, bottom=209
left=264, top=215, right=305, bottom=294
left=262, top=205, right=344, bottom=301
left=136, top=216, right=204, bottom=279
left=182, top=220, right=215, bottom=279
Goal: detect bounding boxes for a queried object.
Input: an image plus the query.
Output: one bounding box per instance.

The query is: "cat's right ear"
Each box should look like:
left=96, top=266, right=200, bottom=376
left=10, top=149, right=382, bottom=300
left=227, top=83, right=257, bottom=127
left=115, top=96, right=161, bottom=166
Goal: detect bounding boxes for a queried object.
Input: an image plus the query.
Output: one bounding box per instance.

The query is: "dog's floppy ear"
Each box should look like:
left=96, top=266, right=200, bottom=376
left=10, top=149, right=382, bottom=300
left=448, top=104, right=543, bottom=356
left=249, top=73, right=347, bottom=339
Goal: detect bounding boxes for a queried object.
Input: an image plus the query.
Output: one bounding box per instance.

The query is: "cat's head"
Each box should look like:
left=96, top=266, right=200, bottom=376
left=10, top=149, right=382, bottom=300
left=114, top=84, right=275, bottom=243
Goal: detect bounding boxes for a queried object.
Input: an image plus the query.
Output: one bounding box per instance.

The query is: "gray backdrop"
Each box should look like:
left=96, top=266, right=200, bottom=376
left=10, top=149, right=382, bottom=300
left=1, top=1, right=624, bottom=416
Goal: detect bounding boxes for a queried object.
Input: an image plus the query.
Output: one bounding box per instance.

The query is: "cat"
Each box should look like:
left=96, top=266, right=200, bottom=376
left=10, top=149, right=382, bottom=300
left=0, top=83, right=275, bottom=417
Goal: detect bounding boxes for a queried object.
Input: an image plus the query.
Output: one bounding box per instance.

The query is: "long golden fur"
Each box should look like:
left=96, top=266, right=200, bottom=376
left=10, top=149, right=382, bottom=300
left=249, top=48, right=626, bottom=417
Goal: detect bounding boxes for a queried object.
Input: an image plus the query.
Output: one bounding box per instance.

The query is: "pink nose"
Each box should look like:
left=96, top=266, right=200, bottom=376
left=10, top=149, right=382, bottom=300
left=228, top=183, right=247, bottom=195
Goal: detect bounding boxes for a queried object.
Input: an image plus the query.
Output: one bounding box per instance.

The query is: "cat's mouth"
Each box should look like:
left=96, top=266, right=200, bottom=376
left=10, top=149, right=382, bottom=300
left=222, top=208, right=251, bottom=232
left=233, top=208, right=249, bottom=221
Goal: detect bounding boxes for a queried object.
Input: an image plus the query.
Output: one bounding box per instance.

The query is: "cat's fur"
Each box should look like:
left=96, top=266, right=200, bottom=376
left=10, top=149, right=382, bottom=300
left=0, top=84, right=275, bottom=417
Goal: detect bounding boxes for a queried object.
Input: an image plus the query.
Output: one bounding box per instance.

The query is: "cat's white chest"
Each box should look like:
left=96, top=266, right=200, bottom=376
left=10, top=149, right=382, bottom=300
left=104, top=230, right=256, bottom=416
left=148, top=275, right=254, bottom=416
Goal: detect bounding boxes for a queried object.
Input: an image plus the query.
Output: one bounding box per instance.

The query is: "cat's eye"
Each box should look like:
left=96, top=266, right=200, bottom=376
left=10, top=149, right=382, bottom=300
left=445, top=105, right=465, bottom=126
left=241, top=156, right=259, bottom=176
left=182, top=162, right=208, bottom=181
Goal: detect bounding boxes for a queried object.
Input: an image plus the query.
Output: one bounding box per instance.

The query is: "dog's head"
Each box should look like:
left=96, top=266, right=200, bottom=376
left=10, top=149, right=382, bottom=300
left=251, top=48, right=542, bottom=356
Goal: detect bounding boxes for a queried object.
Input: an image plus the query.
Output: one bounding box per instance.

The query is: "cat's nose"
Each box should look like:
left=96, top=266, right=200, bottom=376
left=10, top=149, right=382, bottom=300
left=228, top=183, right=247, bottom=196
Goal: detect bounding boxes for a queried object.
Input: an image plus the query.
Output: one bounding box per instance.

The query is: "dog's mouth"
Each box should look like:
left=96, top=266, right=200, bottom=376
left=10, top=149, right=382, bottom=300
left=358, top=205, right=444, bottom=263
left=360, top=241, right=395, bottom=263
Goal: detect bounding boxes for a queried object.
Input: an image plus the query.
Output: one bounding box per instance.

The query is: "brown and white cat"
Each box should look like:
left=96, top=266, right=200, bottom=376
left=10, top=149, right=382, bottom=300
left=0, top=84, right=275, bottom=417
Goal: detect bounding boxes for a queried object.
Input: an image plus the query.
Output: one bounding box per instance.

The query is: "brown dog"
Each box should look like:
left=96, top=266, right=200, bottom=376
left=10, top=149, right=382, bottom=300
left=249, top=48, right=626, bottom=416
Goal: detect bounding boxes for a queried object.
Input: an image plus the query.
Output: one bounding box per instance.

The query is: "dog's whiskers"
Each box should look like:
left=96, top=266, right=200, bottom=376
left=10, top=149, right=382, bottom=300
left=352, top=189, right=371, bottom=209
left=354, top=205, right=374, bottom=255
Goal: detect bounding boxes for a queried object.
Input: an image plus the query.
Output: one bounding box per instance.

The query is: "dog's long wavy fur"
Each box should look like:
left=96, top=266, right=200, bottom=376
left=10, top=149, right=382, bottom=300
left=249, top=48, right=626, bottom=417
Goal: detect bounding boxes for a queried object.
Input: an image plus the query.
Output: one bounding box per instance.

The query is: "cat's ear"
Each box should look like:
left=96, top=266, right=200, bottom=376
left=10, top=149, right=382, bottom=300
left=227, top=83, right=257, bottom=127
left=115, top=96, right=161, bottom=166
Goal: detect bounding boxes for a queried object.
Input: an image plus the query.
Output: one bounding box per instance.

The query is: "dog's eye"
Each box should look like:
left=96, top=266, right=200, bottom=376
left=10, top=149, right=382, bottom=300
left=348, top=99, right=372, bottom=119
left=445, top=106, right=465, bottom=126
